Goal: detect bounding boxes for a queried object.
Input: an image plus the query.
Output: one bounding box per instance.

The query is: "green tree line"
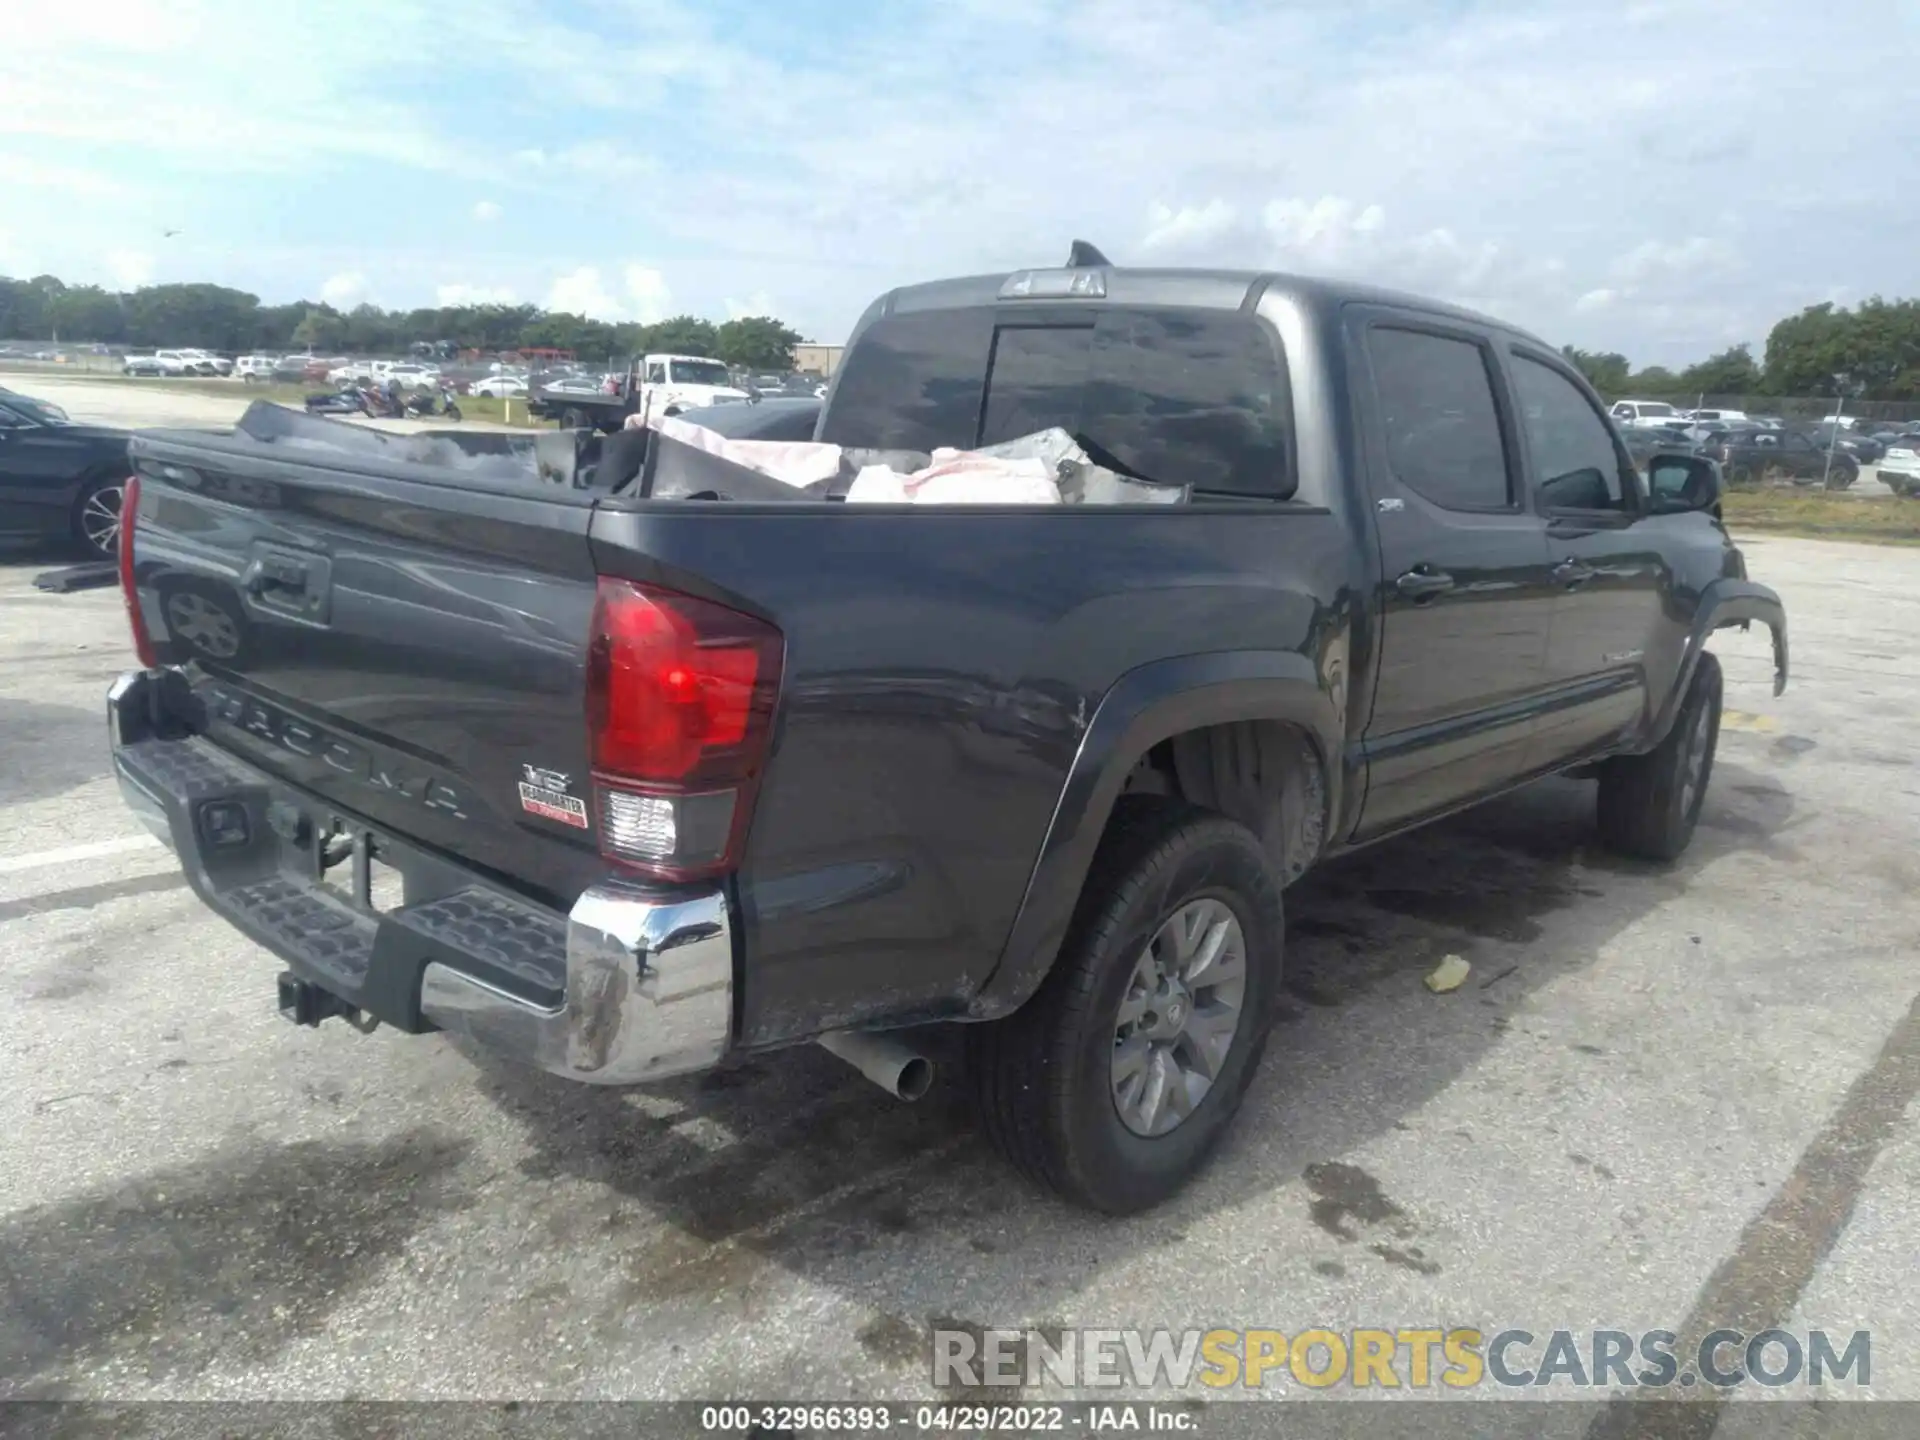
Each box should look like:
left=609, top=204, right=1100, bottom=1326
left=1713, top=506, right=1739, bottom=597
left=0, top=272, right=806, bottom=371
left=1564, top=297, right=1920, bottom=404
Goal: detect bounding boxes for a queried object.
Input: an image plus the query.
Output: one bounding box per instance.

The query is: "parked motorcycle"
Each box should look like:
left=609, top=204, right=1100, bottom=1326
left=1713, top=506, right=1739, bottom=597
left=303, top=387, right=371, bottom=416
left=404, top=384, right=463, bottom=422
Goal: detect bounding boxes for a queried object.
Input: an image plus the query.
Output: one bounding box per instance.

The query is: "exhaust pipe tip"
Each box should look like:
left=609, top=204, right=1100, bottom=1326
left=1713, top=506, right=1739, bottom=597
left=893, top=1054, right=934, bottom=1102
left=818, top=1029, right=935, bottom=1102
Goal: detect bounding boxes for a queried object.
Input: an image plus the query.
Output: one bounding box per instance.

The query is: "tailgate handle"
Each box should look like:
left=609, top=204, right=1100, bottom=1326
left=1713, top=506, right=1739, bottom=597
left=245, top=555, right=311, bottom=596
left=241, top=547, right=332, bottom=622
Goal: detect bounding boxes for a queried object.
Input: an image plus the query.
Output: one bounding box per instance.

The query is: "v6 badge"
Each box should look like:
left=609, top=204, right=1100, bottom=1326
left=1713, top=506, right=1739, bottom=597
left=517, top=765, right=588, bottom=829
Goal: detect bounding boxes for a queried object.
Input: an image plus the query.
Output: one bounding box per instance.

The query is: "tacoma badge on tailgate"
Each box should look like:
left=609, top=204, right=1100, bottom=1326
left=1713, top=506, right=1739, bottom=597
left=199, top=682, right=472, bottom=821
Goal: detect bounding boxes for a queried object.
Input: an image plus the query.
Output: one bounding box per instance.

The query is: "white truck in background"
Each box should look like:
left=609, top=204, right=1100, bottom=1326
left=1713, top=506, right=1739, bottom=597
left=529, top=351, right=752, bottom=430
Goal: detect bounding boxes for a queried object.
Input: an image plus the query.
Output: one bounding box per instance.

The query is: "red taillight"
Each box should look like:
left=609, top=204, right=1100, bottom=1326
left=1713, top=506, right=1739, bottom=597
left=586, top=577, right=782, bottom=881
left=119, top=473, right=157, bottom=667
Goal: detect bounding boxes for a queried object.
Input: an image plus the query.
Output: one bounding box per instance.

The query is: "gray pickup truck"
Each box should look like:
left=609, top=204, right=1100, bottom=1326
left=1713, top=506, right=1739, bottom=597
left=109, top=255, right=1786, bottom=1211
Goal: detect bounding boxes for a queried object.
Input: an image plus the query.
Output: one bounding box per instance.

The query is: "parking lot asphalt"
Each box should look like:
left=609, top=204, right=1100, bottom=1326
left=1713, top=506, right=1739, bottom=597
left=2, top=514, right=1918, bottom=1409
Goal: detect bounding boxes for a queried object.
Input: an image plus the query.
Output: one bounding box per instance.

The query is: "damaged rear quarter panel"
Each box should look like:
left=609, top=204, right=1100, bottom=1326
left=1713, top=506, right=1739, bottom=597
left=587, top=501, right=1350, bottom=1048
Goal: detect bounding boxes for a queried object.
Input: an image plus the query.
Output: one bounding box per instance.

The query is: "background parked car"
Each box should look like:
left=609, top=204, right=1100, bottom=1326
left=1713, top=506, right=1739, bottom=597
left=1878, top=440, right=1920, bottom=496
left=1716, top=429, right=1859, bottom=489
left=1621, top=424, right=1698, bottom=469
left=233, top=355, right=280, bottom=381
left=1806, top=423, right=1884, bottom=465
left=1610, top=398, right=1688, bottom=429
left=175, top=348, right=230, bottom=376
left=0, top=392, right=132, bottom=557
left=471, top=375, right=529, bottom=398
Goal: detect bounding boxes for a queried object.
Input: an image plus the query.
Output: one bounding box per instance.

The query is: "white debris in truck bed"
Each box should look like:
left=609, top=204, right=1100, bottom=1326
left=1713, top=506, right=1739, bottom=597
left=647, top=416, right=1187, bottom=506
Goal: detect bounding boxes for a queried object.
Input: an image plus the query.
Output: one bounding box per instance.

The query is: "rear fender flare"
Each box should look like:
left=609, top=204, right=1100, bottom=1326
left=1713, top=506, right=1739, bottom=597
left=970, top=651, right=1340, bottom=1019
left=1641, top=577, right=1787, bottom=750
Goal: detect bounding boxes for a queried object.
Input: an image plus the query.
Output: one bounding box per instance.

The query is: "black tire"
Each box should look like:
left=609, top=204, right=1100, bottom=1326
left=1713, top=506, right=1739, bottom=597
left=1596, top=651, right=1723, bottom=862
left=444, top=404, right=462, bottom=422
left=562, top=407, right=590, bottom=429
left=1824, top=464, right=1857, bottom=490
left=1726, top=464, right=1756, bottom=489
left=71, top=472, right=127, bottom=560
left=967, top=797, right=1283, bottom=1213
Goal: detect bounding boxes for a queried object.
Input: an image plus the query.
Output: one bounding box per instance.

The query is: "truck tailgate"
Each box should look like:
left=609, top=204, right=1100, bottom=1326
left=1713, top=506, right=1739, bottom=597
left=126, top=417, right=606, bottom=907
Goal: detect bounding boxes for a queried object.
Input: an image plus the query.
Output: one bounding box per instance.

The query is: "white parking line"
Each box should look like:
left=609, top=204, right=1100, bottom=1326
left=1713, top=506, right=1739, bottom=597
left=0, top=835, right=159, bottom=875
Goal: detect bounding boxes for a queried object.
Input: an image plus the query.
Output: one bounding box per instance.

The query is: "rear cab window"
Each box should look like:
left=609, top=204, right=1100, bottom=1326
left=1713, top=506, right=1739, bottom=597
left=822, top=304, right=1294, bottom=499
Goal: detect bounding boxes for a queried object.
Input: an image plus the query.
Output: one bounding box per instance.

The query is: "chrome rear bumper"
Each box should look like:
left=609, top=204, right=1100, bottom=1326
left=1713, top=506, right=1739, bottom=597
left=419, top=883, right=732, bottom=1084
left=108, top=667, right=734, bottom=1084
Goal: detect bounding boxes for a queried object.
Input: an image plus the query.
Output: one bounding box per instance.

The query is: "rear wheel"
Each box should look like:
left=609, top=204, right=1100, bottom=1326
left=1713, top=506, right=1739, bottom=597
left=72, top=474, right=126, bottom=560
left=1596, top=652, right=1722, bottom=862
left=1824, top=464, right=1858, bottom=490
left=968, top=798, right=1282, bottom=1213
left=562, top=407, right=590, bottom=429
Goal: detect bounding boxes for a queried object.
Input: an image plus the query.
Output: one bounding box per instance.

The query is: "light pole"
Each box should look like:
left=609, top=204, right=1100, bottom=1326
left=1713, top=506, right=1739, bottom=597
left=1820, top=373, right=1862, bottom=491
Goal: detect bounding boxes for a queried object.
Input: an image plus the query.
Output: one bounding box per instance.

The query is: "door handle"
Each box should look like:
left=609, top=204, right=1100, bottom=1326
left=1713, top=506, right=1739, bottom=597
left=1394, top=566, right=1455, bottom=602
left=1552, top=559, right=1597, bottom=588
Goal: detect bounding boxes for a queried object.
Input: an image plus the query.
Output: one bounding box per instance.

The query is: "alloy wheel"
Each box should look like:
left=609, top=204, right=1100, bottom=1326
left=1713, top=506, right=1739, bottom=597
left=165, top=592, right=242, bottom=659
left=79, top=481, right=125, bottom=558
left=1111, top=897, right=1249, bottom=1138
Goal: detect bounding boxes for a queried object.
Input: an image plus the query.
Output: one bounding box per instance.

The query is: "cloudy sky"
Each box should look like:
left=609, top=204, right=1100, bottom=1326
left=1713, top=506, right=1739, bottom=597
left=2, top=0, right=1915, bottom=364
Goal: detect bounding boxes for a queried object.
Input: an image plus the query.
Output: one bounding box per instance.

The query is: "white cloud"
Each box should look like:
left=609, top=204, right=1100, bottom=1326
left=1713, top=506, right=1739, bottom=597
left=624, top=266, right=673, bottom=324
left=321, top=271, right=366, bottom=306
left=2, top=0, right=1912, bottom=366
left=1610, top=237, right=1739, bottom=284
left=1141, top=200, right=1239, bottom=254
left=436, top=282, right=516, bottom=306
left=472, top=200, right=502, bottom=223
left=513, top=141, right=655, bottom=179
left=0, top=155, right=129, bottom=198
left=1261, top=196, right=1390, bottom=266
left=543, top=264, right=673, bottom=323
left=106, top=249, right=155, bottom=289
left=723, top=291, right=779, bottom=322
left=545, top=267, right=618, bottom=319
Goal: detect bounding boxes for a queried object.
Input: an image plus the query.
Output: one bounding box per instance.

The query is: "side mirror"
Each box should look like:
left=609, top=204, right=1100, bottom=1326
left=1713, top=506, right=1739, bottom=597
left=1647, top=453, right=1720, bottom=513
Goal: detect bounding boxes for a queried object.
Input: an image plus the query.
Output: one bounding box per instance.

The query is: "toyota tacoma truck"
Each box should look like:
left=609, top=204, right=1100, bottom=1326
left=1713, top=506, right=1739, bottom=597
left=109, top=255, right=1787, bottom=1213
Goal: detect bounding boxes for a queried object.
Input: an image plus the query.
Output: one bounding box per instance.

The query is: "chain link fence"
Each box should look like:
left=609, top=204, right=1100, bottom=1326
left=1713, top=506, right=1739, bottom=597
left=1629, top=394, right=1920, bottom=425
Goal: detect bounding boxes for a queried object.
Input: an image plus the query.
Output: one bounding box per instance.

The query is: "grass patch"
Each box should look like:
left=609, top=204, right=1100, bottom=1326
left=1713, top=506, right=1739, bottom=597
left=1722, top=489, right=1920, bottom=544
